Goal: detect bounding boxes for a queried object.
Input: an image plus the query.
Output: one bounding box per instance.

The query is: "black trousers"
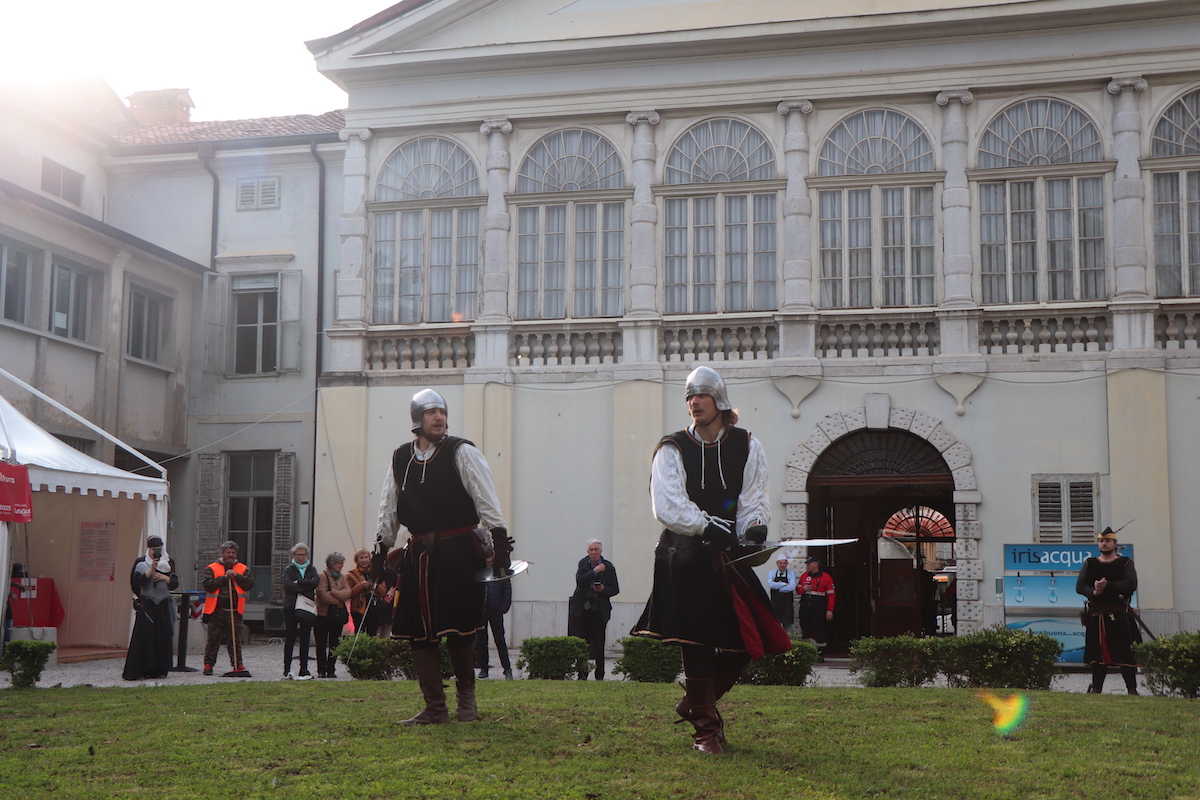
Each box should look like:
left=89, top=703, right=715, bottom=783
left=568, top=611, right=607, bottom=678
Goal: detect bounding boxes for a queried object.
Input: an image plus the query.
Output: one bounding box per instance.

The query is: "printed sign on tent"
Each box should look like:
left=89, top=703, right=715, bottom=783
left=78, top=520, right=117, bottom=581
left=0, top=462, right=33, bottom=522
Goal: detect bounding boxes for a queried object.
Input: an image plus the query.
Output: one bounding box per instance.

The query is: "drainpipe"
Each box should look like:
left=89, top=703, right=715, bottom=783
left=308, top=140, right=327, bottom=547
left=197, top=143, right=219, bottom=269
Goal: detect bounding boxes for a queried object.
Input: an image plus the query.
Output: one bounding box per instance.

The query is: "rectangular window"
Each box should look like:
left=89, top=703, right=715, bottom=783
left=127, top=287, right=163, bottom=362
left=232, top=275, right=279, bottom=374
left=517, top=201, right=624, bottom=319
left=980, top=177, right=1106, bottom=305
left=235, top=176, right=281, bottom=211
left=1034, top=475, right=1097, bottom=545
left=664, top=193, right=776, bottom=314
left=1152, top=170, right=1200, bottom=298
left=373, top=207, right=480, bottom=324
left=226, top=452, right=275, bottom=603
left=1, top=242, right=29, bottom=324
left=41, top=158, right=83, bottom=205
left=50, top=262, right=91, bottom=341
left=819, top=185, right=935, bottom=309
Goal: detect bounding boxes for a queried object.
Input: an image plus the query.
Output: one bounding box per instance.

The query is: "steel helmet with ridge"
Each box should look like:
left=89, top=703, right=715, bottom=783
left=410, top=389, right=448, bottom=430
left=684, top=366, right=731, bottom=411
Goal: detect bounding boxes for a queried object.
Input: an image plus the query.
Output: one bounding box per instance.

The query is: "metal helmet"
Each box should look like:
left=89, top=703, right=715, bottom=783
left=685, top=366, right=731, bottom=411
left=410, top=389, right=448, bottom=429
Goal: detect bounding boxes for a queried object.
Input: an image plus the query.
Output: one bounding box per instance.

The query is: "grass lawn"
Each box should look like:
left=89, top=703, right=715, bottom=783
left=1, top=680, right=1197, bottom=799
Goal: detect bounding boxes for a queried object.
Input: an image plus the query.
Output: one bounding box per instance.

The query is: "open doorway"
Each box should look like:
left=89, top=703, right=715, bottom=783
left=805, top=429, right=955, bottom=655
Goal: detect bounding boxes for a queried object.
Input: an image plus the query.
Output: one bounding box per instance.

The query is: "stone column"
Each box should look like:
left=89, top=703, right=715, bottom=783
left=774, top=100, right=820, bottom=365
left=1107, top=76, right=1157, bottom=351
left=474, top=118, right=514, bottom=368
left=328, top=127, right=372, bottom=372
left=621, top=111, right=662, bottom=366
left=935, top=90, right=985, bottom=363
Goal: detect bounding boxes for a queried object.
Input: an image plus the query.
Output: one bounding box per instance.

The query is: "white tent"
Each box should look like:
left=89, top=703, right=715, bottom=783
left=1, top=391, right=168, bottom=651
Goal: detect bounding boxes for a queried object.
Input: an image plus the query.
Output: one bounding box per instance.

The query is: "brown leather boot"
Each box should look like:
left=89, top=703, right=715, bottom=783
left=399, top=648, right=449, bottom=725
left=449, top=642, right=479, bottom=722
left=683, top=678, right=725, bottom=755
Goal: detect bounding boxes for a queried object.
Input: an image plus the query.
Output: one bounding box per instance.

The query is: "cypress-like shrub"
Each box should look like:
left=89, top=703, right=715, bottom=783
left=613, top=637, right=681, bottom=683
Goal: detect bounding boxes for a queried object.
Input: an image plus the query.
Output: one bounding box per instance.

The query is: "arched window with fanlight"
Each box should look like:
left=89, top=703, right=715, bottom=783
left=372, top=137, right=483, bottom=324
left=1150, top=88, right=1200, bottom=298
left=662, top=118, right=779, bottom=314
left=514, top=129, right=627, bottom=319
left=815, top=109, right=937, bottom=309
left=976, top=98, right=1107, bottom=305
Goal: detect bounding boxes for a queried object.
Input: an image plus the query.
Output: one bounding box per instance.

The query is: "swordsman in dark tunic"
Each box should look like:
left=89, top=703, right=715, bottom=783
left=375, top=389, right=511, bottom=725
left=633, top=366, right=788, bottom=754
left=1076, top=527, right=1140, bottom=694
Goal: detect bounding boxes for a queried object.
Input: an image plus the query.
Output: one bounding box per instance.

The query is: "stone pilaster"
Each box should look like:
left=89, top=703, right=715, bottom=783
left=330, top=127, right=372, bottom=372
left=474, top=118, right=514, bottom=367
left=620, top=111, right=663, bottom=366
left=774, top=100, right=821, bottom=365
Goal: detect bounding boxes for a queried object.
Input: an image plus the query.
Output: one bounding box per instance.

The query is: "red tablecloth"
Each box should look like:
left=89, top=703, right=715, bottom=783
left=9, top=577, right=65, bottom=628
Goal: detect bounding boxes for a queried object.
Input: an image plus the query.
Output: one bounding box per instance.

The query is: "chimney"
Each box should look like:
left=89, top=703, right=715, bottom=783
left=126, top=89, right=195, bottom=125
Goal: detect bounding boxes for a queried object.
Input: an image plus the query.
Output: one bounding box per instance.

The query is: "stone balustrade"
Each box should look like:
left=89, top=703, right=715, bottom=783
left=364, top=328, right=475, bottom=370
left=816, top=314, right=939, bottom=358
left=978, top=314, right=1110, bottom=354
left=1156, top=308, right=1200, bottom=350
left=659, top=321, right=777, bottom=362
left=510, top=325, right=623, bottom=366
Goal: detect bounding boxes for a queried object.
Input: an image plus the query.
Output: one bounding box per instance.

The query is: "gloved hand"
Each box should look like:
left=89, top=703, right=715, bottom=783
left=701, top=521, right=736, bottom=551
left=744, top=525, right=768, bottom=544
left=491, top=527, right=514, bottom=577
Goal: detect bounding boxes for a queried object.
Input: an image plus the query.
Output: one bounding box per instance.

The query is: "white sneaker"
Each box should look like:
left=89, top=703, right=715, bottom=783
left=282, top=673, right=294, bottom=681
left=295, top=672, right=313, bottom=681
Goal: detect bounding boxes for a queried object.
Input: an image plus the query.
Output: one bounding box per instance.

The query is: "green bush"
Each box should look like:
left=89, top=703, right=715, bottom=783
left=1135, top=631, right=1200, bottom=698
left=936, top=626, right=1062, bottom=690
left=849, top=635, right=937, bottom=688
left=613, top=637, right=682, bottom=683
left=334, top=636, right=452, bottom=681
left=739, top=640, right=818, bottom=686
left=1, top=639, right=58, bottom=689
left=517, top=636, right=589, bottom=680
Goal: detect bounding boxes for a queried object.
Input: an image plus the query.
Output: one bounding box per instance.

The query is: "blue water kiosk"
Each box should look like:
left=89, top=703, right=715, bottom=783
left=1001, top=543, right=1136, bottom=663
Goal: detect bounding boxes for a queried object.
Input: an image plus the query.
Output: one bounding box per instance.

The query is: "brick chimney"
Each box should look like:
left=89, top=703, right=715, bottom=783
left=126, top=89, right=194, bottom=125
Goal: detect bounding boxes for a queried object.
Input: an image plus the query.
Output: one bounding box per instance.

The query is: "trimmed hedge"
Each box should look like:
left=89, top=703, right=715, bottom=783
left=849, top=635, right=937, bottom=688
left=613, top=637, right=682, bottom=683
left=1135, top=631, right=1200, bottom=698
left=738, top=639, right=818, bottom=686
left=1, top=639, right=58, bottom=689
left=334, top=636, right=452, bottom=681
left=517, top=636, right=590, bottom=680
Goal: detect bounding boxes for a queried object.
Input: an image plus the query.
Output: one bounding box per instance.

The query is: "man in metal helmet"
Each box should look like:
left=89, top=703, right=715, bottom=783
left=374, top=388, right=512, bottom=724
left=632, top=366, right=787, bottom=755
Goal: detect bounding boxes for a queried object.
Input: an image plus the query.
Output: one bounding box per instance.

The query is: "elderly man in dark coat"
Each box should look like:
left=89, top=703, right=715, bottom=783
left=568, top=539, right=619, bottom=680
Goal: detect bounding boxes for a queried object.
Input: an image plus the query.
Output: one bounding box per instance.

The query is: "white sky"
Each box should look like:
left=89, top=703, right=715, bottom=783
left=1, top=1, right=394, bottom=122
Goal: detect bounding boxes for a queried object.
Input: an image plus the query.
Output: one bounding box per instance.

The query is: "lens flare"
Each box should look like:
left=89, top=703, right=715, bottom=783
left=977, top=690, right=1028, bottom=736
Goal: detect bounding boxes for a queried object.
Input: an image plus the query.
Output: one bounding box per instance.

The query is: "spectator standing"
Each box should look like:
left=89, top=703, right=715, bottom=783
left=797, top=556, right=835, bottom=662
left=476, top=579, right=513, bottom=679
left=766, top=555, right=797, bottom=634
left=201, top=541, right=254, bottom=676
left=282, top=542, right=318, bottom=680
left=316, top=552, right=354, bottom=679
left=568, top=540, right=619, bottom=680
left=122, top=535, right=178, bottom=680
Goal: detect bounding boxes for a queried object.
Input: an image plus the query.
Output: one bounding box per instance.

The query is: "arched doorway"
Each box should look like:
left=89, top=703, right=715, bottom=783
left=805, top=429, right=955, bottom=652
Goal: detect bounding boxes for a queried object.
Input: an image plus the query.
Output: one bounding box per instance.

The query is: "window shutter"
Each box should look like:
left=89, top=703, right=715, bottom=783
left=271, top=451, right=296, bottom=604
left=195, top=453, right=226, bottom=586
left=278, top=269, right=302, bottom=372
left=259, top=177, right=280, bottom=209
left=202, top=272, right=229, bottom=373
left=1035, top=479, right=1065, bottom=544
left=1067, top=480, right=1097, bottom=544
left=236, top=179, right=258, bottom=211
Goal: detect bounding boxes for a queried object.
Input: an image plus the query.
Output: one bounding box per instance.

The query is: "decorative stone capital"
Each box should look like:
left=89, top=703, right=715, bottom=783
left=339, top=128, right=372, bottom=141
left=936, top=90, right=974, bottom=107
left=1107, top=76, right=1148, bottom=95
left=776, top=100, right=813, bottom=116
left=625, top=110, right=661, bottom=126
left=480, top=118, right=513, bottom=135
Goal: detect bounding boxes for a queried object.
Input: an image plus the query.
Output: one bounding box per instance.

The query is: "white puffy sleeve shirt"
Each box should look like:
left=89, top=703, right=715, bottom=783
left=650, top=430, right=770, bottom=538
left=374, top=441, right=507, bottom=548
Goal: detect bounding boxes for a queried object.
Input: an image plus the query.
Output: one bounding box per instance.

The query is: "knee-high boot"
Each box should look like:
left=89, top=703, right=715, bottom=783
left=399, top=648, right=449, bottom=725
left=1121, top=665, right=1139, bottom=695
left=449, top=642, right=479, bottom=722
left=1087, top=664, right=1107, bottom=694
left=676, top=652, right=746, bottom=745
left=684, top=678, right=725, bottom=755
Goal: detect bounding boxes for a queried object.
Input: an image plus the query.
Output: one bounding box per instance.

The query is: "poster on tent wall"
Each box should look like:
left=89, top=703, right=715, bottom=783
left=77, top=520, right=117, bottom=581
left=0, top=462, right=33, bottom=522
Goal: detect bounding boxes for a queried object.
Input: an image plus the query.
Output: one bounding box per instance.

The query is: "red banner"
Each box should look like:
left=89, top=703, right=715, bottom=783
left=0, top=462, right=33, bottom=522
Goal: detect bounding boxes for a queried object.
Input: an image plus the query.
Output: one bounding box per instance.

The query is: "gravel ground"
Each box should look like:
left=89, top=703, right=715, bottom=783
left=2, top=641, right=1145, bottom=694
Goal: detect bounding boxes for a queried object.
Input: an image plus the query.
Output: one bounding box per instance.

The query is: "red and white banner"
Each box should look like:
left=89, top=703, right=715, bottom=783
left=0, top=462, right=33, bottom=522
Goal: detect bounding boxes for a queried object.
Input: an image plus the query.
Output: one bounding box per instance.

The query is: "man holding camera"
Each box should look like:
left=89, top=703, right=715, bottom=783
left=632, top=366, right=789, bottom=755
left=568, top=539, right=619, bottom=680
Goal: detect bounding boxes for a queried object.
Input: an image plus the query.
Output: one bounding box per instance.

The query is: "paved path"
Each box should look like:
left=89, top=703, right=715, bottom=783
left=2, top=641, right=1144, bottom=694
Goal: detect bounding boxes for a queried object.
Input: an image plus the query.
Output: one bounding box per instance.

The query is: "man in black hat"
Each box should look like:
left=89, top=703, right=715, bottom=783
left=797, top=556, right=835, bottom=661
left=1076, top=527, right=1140, bottom=694
left=122, top=535, right=178, bottom=680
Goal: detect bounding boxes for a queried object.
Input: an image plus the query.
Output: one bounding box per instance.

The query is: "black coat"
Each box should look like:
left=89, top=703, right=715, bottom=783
left=570, top=556, right=619, bottom=622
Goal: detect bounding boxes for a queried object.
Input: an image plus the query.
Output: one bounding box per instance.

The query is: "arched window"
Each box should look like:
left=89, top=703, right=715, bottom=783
left=815, top=110, right=936, bottom=309
left=514, top=130, right=626, bottom=319
left=662, top=119, right=778, bottom=314
left=372, top=138, right=483, bottom=324
left=1150, top=89, right=1200, bottom=297
left=976, top=99, right=1106, bottom=305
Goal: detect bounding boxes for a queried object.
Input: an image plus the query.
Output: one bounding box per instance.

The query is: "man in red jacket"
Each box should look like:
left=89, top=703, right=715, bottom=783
left=797, top=556, right=835, bottom=661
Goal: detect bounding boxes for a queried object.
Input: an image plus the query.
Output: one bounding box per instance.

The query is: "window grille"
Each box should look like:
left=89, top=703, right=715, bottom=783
left=818, top=109, right=934, bottom=176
